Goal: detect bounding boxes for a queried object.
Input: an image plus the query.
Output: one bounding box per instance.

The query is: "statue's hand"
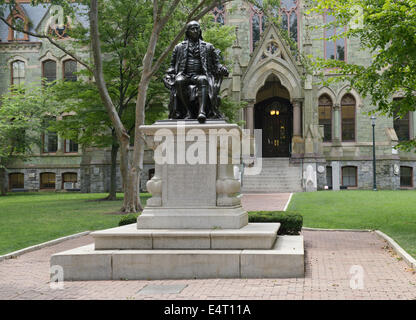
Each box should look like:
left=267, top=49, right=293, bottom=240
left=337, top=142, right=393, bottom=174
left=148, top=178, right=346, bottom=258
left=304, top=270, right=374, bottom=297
left=219, top=65, right=229, bottom=77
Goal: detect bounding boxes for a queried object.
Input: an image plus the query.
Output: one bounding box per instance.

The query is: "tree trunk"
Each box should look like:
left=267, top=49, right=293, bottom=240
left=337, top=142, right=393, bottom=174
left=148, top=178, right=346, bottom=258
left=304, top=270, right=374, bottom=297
left=105, top=135, right=119, bottom=200
left=0, top=168, right=7, bottom=196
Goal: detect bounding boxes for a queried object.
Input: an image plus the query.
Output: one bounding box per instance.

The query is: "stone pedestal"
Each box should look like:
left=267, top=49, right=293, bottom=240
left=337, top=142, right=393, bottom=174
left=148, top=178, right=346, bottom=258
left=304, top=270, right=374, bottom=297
left=50, top=120, right=304, bottom=280
left=139, top=120, right=247, bottom=229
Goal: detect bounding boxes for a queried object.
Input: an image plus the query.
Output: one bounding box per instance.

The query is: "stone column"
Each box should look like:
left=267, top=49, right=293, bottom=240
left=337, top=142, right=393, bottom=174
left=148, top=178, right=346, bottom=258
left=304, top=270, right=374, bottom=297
left=331, top=161, right=340, bottom=191
left=292, top=100, right=302, bottom=138
left=245, top=100, right=255, bottom=136
left=333, top=103, right=341, bottom=142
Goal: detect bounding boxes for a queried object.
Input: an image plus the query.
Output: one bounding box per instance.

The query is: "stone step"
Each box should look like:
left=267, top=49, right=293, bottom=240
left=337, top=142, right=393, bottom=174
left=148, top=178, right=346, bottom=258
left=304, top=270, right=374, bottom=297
left=50, top=235, right=304, bottom=280
left=92, top=223, right=280, bottom=250
left=242, top=157, right=303, bottom=193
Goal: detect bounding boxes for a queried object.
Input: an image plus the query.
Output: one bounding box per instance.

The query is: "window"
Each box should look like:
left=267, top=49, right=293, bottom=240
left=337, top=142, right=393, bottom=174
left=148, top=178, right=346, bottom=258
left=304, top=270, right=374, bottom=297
left=43, top=132, right=58, bottom=153
left=63, top=60, right=77, bottom=81
left=250, top=5, right=266, bottom=52
left=42, top=60, right=57, bottom=85
left=250, top=1, right=299, bottom=52
left=11, top=60, right=25, bottom=85
left=9, top=173, right=24, bottom=189
left=342, top=166, right=357, bottom=187
left=326, top=166, right=332, bottom=189
left=65, top=139, right=78, bottom=153
left=341, top=94, right=356, bottom=141
left=280, top=0, right=299, bottom=45
left=318, top=94, right=332, bottom=142
left=42, top=117, right=58, bottom=153
left=62, top=172, right=77, bottom=189
left=40, top=172, right=56, bottom=189
left=393, top=101, right=410, bottom=141
left=7, top=12, right=29, bottom=41
left=400, top=166, right=413, bottom=187
left=324, top=11, right=346, bottom=61
left=13, top=18, right=25, bottom=40
left=212, top=5, right=225, bottom=25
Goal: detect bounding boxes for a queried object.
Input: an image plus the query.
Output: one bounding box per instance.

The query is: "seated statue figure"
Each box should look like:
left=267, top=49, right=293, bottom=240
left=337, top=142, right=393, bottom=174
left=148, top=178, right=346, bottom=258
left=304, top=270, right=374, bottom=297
left=163, top=21, right=229, bottom=123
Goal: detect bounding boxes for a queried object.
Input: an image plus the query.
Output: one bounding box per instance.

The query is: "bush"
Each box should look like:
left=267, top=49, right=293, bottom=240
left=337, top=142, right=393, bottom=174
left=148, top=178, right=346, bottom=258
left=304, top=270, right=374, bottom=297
left=118, top=213, right=139, bottom=226
left=248, top=211, right=303, bottom=235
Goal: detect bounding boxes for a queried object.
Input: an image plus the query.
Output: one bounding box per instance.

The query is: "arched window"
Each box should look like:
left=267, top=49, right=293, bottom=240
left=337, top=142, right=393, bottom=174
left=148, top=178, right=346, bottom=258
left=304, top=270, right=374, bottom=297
left=9, top=173, right=24, bottom=189
left=11, top=60, right=25, bottom=85
left=40, top=172, right=56, bottom=189
left=324, top=11, right=346, bottom=61
left=63, top=60, right=77, bottom=82
left=7, top=10, right=29, bottom=41
left=400, top=166, right=413, bottom=188
left=250, top=4, right=266, bottom=52
left=280, top=0, right=299, bottom=45
left=250, top=2, right=299, bottom=52
left=212, top=5, right=225, bottom=25
left=13, top=18, right=25, bottom=40
left=341, top=94, right=356, bottom=141
left=62, top=172, right=77, bottom=189
left=42, top=60, right=57, bottom=85
left=318, top=94, right=333, bottom=142
left=342, top=166, right=357, bottom=187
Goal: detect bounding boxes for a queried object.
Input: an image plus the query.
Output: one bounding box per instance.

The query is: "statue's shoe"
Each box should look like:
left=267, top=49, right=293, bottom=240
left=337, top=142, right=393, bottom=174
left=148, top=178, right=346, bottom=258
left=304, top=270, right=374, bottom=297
left=197, top=113, right=206, bottom=123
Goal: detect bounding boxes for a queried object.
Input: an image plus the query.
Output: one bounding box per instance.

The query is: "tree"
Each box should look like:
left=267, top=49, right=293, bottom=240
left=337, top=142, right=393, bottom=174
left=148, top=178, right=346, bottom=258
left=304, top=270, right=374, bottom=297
left=0, top=84, right=58, bottom=195
left=307, top=0, right=416, bottom=151
left=1, top=0, right=274, bottom=212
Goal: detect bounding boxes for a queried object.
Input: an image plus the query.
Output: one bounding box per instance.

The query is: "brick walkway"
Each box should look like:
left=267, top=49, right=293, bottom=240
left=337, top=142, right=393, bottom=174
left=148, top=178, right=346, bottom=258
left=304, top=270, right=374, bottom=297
left=1, top=230, right=415, bottom=300
left=241, top=193, right=291, bottom=211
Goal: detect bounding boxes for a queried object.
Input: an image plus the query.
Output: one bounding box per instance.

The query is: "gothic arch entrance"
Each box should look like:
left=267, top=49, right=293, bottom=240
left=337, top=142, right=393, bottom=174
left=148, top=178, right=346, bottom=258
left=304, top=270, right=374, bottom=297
left=255, top=97, right=293, bottom=157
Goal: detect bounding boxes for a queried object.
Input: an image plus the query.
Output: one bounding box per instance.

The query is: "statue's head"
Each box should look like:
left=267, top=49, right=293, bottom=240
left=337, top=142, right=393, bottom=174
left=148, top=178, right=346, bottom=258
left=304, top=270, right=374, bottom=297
left=185, top=21, right=202, bottom=41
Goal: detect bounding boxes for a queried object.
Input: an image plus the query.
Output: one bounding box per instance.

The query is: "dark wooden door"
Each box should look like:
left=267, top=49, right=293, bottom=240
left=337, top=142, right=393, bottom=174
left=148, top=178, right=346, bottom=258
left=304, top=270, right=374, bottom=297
left=255, top=97, right=292, bottom=157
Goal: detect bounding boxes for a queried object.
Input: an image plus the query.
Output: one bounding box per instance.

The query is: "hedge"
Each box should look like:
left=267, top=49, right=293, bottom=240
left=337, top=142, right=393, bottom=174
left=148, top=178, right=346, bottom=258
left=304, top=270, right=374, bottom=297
left=118, top=213, right=139, bottom=226
left=120, top=211, right=303, bottom=235
left=248, top=211, right=303, bottom=235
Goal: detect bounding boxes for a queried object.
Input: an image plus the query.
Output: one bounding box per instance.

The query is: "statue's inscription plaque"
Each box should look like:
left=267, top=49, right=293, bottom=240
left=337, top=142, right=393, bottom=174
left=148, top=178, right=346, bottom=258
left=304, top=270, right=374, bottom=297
left=163, top=164, right=216, bottom=207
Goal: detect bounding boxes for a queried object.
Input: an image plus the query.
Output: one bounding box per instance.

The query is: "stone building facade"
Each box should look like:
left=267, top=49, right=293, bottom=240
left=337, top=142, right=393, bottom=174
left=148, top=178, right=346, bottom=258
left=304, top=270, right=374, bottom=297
left=1, top=0, right=415, bottom=193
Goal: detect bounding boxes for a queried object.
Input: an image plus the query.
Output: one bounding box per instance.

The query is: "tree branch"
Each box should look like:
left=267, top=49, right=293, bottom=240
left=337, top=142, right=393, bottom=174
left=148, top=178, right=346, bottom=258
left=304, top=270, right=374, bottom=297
left=0, top=16, right=92, bottom=73
left=89, top=0, right=129, bottom=142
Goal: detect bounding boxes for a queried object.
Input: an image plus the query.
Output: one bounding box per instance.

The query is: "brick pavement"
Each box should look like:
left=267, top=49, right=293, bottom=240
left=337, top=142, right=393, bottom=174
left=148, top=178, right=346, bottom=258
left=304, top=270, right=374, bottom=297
left=241, top=193, right=291, bottom=211
left=1, top=230, right=415, bottom=300
left=1, top=193, right=415, bottom=300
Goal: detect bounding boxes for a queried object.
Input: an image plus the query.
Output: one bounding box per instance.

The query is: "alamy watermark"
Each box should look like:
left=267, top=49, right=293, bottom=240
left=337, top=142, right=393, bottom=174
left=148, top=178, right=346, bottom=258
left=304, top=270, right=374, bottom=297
left=50, top=265, right=64, bottom=290
left=349, top=265, right=364, bottom=290
left=153, top=122, right=263, bottom=175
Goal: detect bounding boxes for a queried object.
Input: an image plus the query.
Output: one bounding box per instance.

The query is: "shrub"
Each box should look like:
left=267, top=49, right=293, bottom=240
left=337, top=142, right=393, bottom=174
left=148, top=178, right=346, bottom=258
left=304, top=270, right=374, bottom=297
left=118, top=213, right=139, bottom=226
left=248, top=211, right=303, bottom=235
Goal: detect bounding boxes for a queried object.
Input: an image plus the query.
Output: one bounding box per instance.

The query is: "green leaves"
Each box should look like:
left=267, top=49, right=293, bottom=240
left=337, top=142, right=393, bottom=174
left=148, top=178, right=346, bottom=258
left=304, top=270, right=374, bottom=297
left=0, top=83, right=59, bottom=167
left=309, top=0, right=416, bottom=150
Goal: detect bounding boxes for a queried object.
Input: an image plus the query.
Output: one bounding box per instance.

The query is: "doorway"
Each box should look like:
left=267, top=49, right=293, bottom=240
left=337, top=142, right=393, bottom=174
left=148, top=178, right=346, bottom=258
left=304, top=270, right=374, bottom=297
left=255, top=97, right=293, bottom=157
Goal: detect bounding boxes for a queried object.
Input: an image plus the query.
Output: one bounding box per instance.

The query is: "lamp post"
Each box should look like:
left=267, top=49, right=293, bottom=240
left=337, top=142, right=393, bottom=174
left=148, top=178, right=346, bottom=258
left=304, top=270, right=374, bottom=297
left=371, top=115, right=377, bottom=191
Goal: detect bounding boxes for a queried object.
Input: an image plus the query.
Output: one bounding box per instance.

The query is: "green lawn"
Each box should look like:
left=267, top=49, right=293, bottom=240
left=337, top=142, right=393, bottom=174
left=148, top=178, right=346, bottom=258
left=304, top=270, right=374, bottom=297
left=2, top=190, right=416, bottom=259
left=288, top=190, right=416, bottom=258
left=0, top=192, right=150, bottom=255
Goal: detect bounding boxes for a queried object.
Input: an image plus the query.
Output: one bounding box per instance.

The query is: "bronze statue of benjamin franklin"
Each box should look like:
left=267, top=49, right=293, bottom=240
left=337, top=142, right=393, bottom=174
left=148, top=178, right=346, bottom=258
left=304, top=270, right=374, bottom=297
left=163, top=21, right=229, bottom=123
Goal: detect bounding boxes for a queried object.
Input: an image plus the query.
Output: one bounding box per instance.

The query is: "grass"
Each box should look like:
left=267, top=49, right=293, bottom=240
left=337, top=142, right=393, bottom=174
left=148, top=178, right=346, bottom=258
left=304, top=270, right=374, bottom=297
left=0, top=192, right=150, bottom=255
left=288, top=190, right=416, bottom=259
left=2, top=190, right=416, bottom=259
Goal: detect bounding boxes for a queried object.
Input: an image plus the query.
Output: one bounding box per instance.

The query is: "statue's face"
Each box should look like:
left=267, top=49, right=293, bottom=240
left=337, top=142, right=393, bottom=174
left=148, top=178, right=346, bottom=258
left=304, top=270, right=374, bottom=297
left=186, top=21, right=200, bottom=41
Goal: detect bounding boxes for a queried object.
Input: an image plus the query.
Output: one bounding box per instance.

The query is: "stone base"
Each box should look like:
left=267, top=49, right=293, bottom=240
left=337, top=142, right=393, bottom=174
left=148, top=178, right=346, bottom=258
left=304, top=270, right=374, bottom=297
left=50, top=234, right=304, bottom=280
left=137, top=205, right=248, bottom=229
left=92, top=223, right=280, bottom=250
